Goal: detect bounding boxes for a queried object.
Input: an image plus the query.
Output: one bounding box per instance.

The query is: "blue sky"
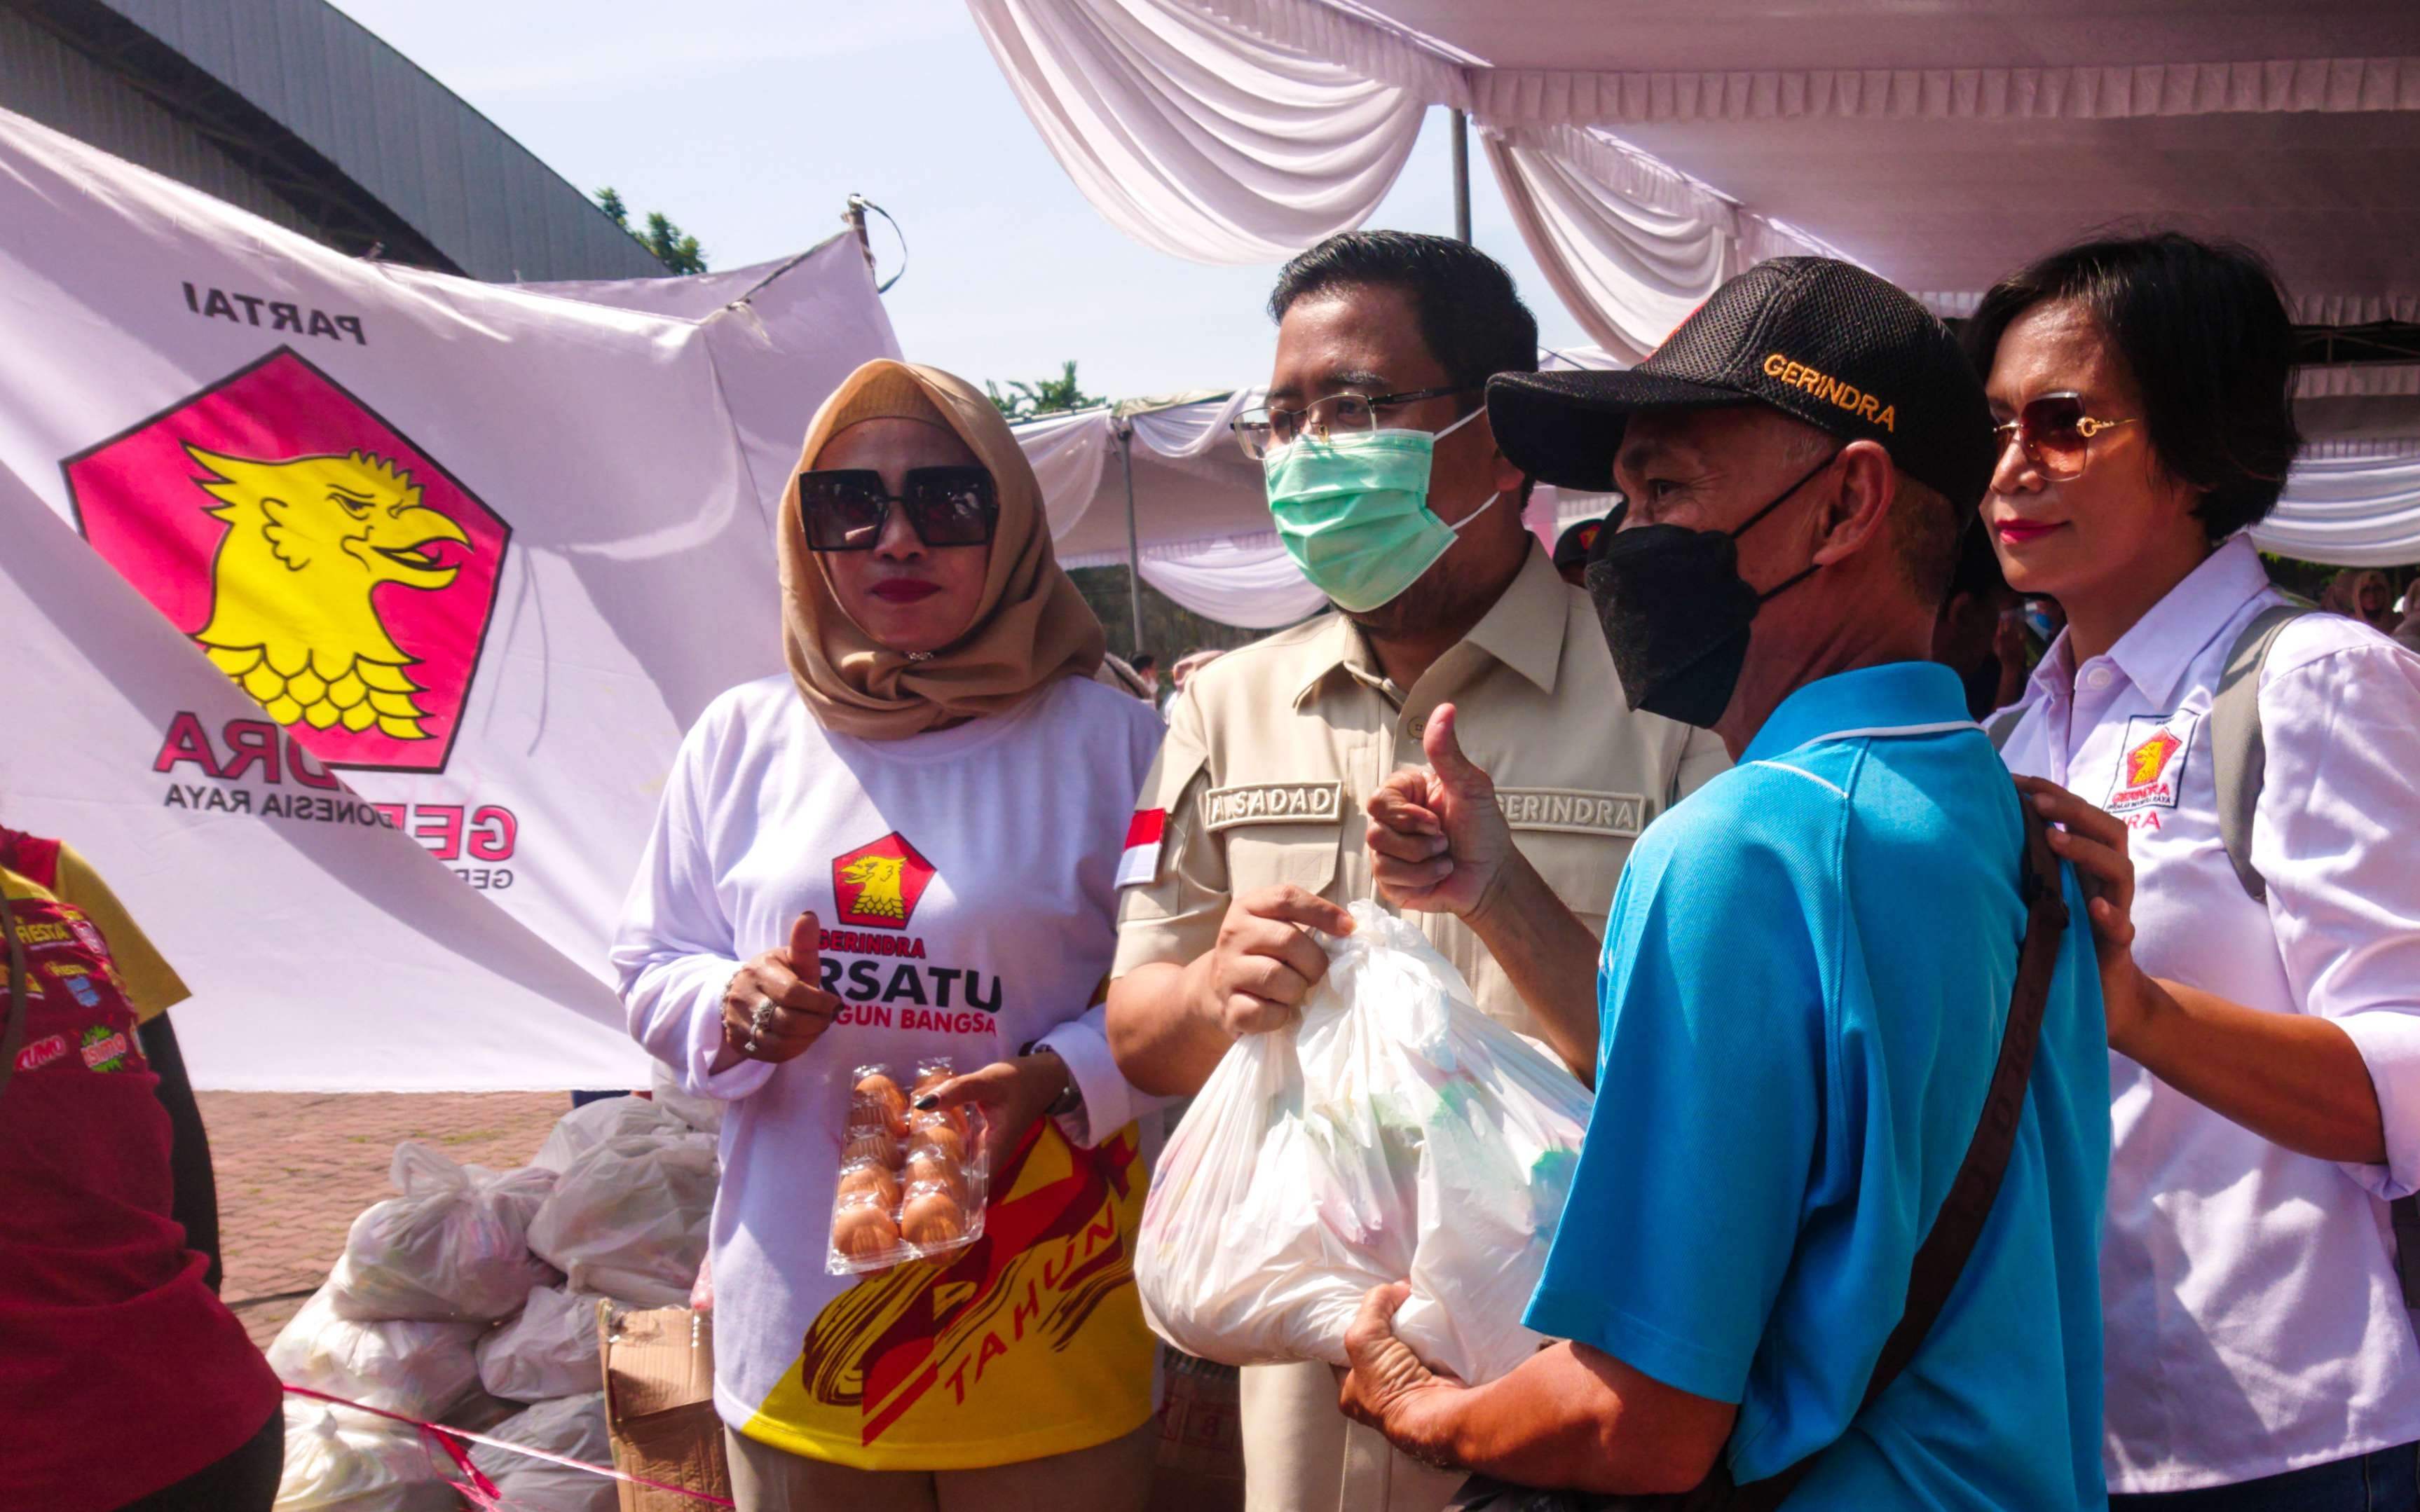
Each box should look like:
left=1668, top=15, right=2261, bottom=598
left=328, top=0, right=1592, bottom=401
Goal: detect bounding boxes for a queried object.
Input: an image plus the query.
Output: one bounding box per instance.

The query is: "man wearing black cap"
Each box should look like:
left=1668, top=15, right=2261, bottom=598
left=1339, top=259, right=2112, bottom=1506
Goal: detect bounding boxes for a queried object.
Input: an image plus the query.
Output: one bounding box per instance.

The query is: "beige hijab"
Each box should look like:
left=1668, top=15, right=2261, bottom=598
left=779, top=359, right=1103, bottom=739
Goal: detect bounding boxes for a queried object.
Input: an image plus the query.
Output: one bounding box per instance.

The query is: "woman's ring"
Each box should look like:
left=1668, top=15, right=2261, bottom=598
left=742, top=996, right=775, bottom=1055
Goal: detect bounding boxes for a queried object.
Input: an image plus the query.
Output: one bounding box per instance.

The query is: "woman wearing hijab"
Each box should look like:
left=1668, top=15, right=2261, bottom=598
left=615, top=360, right=1165, bottom=1512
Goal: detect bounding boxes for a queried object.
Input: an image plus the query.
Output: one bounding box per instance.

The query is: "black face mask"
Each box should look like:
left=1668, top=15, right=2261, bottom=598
left=1582, top=451, right=1839, bottom=729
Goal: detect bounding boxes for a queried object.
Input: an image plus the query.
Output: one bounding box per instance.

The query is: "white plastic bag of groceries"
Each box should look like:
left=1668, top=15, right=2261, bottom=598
left=329, top=1141, right=557, bottom=1324
left=477, top=1284, right=610, bottom=1402
left=1136, top=902, right=1591, bottom=1384
left=467, top=1393, right=617, bottom=1512
left=650, top=1058, right=725, bottom=1136
left=526, top=1132, right=718, bottom=1307
left=273, top=1402, right=459, bottom=1512
left=532, top=1094, right=690, bottom=1174
left=269, top=1283, right=484, bottom=1420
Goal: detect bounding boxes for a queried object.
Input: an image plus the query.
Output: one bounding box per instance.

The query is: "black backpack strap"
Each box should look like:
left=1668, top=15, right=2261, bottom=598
left=2208, top=603, right=2311, bottom=905
left=1721, top=799, right=2070, bottom=1511
left=1984, top=708, right=2025, bottom=751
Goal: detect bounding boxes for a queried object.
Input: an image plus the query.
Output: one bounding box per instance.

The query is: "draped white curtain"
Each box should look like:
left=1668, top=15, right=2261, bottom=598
left=963, top=0, right=1427, bottom=263
left=1129, top=387, right=1257, bottom=455
left=969, top=0, right=2419, bottom=369
left=1015, top=404, right=1116, bottom=537
left=959, top=0, right=1892, bottom=357
left=2257, top=450, right=2420, bottom=568
left=1480, top=131, right=1730, bottom=363
left=1016, top=397, right=1329, bottom=627
left=1138, top=532, right=1329, bottom=626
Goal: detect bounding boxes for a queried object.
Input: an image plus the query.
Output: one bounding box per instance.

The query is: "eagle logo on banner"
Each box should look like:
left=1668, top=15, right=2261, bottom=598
left=64, top=348, right=510, bottom=773
left=185, top=444, right=465, bottom=739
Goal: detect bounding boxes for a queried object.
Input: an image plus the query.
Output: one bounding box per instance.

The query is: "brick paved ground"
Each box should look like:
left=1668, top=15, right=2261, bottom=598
left=201, top=1091, right=575, bottom=1349
left=207, top=1090, right=1245, bottom=1508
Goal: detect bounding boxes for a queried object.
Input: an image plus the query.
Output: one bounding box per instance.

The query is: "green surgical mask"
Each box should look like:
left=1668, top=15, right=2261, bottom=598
left=1264, top=408, right=1499, bottom=613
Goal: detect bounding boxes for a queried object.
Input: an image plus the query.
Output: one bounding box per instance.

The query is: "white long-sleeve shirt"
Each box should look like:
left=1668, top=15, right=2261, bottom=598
left=612, top=673, right=1166, bottom=1471
left=1997, top=537, right=2420, bottom=1492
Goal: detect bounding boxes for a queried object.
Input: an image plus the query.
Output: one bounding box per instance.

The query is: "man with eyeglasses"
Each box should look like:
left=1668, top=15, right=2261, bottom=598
left=1102, top=230, right=1727, bottom=1512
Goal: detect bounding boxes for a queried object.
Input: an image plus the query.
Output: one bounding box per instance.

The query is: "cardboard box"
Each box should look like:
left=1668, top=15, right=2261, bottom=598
left=1151, top=1346, right=1244, bottom=1512
left=599, top=1303, right=732, bottom=1512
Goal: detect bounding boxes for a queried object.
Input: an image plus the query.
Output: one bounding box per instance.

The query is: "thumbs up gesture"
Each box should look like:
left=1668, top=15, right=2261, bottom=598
left=1365, top=703, right=1516, bottom=921
left=716, top=910, right=842, bottom=1068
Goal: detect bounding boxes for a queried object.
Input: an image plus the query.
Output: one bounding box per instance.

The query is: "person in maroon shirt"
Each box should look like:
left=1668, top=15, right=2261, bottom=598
left=1, top=825, right=284, bottom=1511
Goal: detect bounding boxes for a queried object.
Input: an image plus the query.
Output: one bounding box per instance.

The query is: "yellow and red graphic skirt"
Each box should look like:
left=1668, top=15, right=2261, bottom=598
left=739, top=1118, right=1157, bottom=1471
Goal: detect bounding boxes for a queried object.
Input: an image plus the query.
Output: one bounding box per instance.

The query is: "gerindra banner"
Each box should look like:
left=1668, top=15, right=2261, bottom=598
left=0, top=107, right=901, bottom=1089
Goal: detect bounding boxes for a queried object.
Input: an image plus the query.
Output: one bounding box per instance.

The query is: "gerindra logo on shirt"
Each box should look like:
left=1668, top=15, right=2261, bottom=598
left=833, top=831, right=937, bottom=931
left=2109, top=710, right=2201, bottom=815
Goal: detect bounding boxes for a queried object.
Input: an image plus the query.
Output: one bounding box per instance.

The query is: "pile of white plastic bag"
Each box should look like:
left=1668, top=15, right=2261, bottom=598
left=271, top=1073, right=720, bottom=1511
left=1136, top=902, right=1593, bottom=1387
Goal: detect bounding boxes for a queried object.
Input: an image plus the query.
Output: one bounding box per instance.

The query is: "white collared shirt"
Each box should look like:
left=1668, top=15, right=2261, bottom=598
left=1998, top=535, right=2420, bottom=1492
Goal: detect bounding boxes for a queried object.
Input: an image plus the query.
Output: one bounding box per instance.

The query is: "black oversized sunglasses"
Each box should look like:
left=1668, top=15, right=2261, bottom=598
left=798, top=466, right=1000, bottom=551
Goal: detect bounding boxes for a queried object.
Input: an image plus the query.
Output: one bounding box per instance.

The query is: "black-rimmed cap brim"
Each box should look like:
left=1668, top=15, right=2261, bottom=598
left=1487, top=369, right=1750, bottom=492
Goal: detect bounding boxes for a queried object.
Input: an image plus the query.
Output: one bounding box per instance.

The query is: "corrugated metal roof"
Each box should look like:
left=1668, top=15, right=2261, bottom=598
left=0, top=4, right=317, bottom=238
left=92, top=0, right=669, bottom=282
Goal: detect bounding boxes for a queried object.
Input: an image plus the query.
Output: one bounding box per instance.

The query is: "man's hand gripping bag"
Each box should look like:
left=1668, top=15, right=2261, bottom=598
left=1137, top=902, right=1592, bottom=1384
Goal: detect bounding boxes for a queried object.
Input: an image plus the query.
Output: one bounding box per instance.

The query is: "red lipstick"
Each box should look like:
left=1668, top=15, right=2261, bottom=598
left=870, top=579, right=941, bottom=603
left=1995, top=519, right=2063, bottom=546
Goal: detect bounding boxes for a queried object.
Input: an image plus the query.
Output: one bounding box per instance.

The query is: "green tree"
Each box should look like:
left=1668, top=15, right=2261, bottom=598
left=594, top=186, right=708, bottom=275
left=986, top=361, right=1100, bottom=420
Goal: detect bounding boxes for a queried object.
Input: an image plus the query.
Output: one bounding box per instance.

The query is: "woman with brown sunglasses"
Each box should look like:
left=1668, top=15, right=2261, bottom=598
left=1977, top=234, right=2420, bottom=1509
left=613, top=359, right=1166, bottom=1511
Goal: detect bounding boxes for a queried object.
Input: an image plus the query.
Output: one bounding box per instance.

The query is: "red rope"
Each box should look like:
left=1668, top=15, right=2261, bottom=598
left=282, top=1384, right=736, bottom=1508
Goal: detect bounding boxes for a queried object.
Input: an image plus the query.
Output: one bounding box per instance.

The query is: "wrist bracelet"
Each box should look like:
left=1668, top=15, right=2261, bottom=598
left=1029, top=1045, right=1081, bottom=1118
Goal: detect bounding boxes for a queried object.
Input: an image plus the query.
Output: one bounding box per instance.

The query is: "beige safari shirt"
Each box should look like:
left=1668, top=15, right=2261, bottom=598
left=1111, top=543, right=1730, bottom=1043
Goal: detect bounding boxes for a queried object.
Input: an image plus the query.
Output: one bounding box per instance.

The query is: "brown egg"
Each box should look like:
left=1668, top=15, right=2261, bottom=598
left=853, top=1073, right=909, bottom=1136
left=835, top=1162, right=901, bottom=1211
left=911, top=1102, right=971, bottom=1141
left=842, top=1128, right=901, bottom=1169
left=910, top=1120, right=966, bottom=1167
left=904, top=1146, right=965, bottom=1202
left=901, top=1188, right=966, bottom=1247
left=833, top=1202, right=900, bottom=1262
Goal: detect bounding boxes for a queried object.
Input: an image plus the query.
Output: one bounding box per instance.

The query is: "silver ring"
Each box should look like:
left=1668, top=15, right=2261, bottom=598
left=750, top=997, right=775, bottom=1033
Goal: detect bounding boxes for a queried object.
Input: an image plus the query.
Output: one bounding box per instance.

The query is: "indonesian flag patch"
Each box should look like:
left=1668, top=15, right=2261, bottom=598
left=1116, top=808, right=1166, bottom=888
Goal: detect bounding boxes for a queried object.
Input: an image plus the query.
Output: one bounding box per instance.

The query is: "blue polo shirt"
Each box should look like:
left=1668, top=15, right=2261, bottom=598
left=1526, top=661, right=2108, bottom=1508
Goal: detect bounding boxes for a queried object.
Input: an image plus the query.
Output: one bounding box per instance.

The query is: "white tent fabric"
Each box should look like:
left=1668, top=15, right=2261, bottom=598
left=1484, top=124, right=1859, bottom=359
left=1141, top=534, right=1328, bottom=626
left=964, top=0, right=1431, bottom=263
left=2257, top=451, right=2420, bottom=568
left=971, top=0, right=2419, bottom=328
left=1011, top=404, right=1119, bottom=537
left=973, top=0, right=2420, bottom=562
